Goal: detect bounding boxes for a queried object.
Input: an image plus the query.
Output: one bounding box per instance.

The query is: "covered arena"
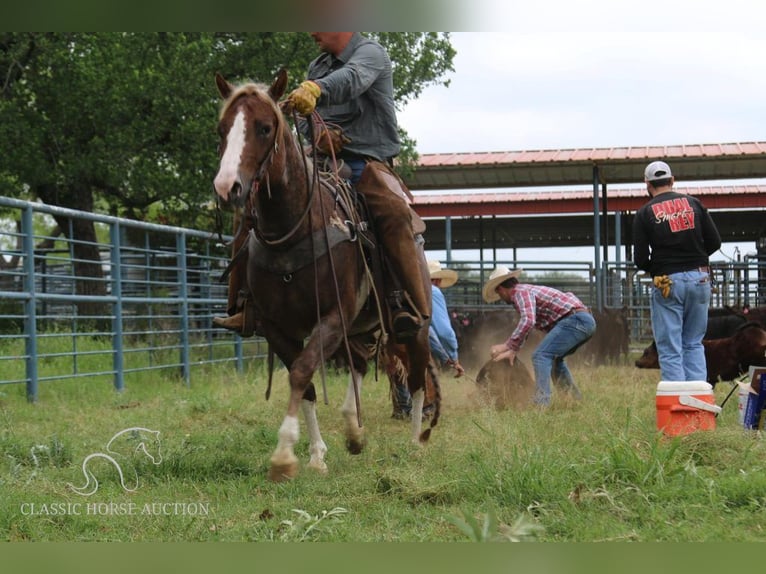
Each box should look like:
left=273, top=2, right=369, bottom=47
left=402, top=141, right=766, bottom=311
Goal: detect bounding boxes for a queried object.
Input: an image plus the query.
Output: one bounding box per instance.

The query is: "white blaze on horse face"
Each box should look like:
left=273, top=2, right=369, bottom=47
left=214, top=109, right=247, bottom=201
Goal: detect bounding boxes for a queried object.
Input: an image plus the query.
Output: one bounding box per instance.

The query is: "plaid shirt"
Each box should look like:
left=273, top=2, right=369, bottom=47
left=504, top=283, right=585, bottom=351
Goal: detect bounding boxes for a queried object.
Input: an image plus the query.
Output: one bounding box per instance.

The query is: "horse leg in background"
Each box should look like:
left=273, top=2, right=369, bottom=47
left=299, top=383, right=328, bottom=474
left=340, top=337, right=371, bottom=454
left=341, top=368, right=366, bottom=454
left=384, top=343, right=412, bottom=419
left=405, top=328, right=438, bottom=444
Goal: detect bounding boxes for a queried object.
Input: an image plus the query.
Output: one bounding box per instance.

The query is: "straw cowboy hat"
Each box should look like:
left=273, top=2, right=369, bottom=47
left=427, top=260, right=458, bottom=288
left=482, top=265, right=524, bottom=303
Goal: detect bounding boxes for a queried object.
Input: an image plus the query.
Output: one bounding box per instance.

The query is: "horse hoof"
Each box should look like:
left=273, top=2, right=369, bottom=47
left=307, top=461, right=328, bottom=475
left=345, top=437, right=366, bottom=455
left=268, top=461, right=299, bottom=482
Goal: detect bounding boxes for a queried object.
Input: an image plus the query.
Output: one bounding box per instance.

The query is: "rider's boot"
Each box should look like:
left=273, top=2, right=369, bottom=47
left=213, top=289, right=256, bottom=337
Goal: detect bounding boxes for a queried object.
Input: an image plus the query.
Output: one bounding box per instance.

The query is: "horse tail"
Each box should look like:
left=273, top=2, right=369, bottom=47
left=419, top=359, right=441, bottom=442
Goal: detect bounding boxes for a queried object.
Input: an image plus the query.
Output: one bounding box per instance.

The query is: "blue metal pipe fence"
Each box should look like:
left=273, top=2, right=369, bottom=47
left=2, top=197, right=763, bottom=400
left=0, top=197, right=267, bottom=401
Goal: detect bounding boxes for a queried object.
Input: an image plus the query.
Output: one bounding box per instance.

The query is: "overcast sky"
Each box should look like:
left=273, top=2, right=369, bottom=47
left=398, top=2, right=766, bottom=264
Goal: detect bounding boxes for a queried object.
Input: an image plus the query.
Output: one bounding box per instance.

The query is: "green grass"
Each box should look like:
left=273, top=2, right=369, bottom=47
left=1, top=357, right=765, bottom=542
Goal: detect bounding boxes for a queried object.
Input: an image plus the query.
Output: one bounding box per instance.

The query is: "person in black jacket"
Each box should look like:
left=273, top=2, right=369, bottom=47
left=632, top=161, right=721, bottom=382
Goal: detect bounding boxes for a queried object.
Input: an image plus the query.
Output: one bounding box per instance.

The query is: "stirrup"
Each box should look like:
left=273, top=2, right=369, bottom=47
left=391, top=309, right=422, bottom=341
left=387, top=290, right=426, bottom=341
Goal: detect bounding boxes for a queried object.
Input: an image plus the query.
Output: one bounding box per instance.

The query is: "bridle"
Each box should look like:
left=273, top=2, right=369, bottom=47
left=215, top=99, right=318, bottom=249
left=244, top=126, right=318, bottom=249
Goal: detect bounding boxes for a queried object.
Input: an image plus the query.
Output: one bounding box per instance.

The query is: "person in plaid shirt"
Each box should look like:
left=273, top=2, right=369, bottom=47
left=483, top=266, right=597, bottom=407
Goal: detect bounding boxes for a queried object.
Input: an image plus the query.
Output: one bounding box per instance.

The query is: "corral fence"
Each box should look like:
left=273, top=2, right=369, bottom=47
left=424, top=255, right=765, bottom=350
left=0, top=197, right=266, bottom=401
left=2, top=197, right=764, bottom=400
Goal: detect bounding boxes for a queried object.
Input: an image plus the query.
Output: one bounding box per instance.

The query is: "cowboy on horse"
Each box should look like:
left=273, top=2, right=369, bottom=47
left=213, top=32, right=429, bottom=341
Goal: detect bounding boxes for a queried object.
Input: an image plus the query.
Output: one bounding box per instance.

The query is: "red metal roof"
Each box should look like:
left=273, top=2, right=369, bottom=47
left=404, top=141, right=766, bottom=191
left=411, top=184, right=766, bottom=218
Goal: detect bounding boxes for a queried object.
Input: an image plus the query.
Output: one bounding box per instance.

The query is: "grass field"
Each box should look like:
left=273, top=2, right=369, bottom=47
left=1, top=354, right=765, bottom=542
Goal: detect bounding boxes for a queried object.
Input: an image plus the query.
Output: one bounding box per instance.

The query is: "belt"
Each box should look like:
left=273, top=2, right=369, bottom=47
left=338, top=151, right=369, bottom=163
left=557, top=307, right=590, bottom=323
left=664, top=266, right=711, bottom=275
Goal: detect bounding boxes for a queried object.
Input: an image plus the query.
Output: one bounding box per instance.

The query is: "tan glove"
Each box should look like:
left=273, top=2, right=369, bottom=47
left=315, top=126, right=351, bottom=156
left=653, top=275, right=673, bottom=298
left=287, top=81, right=321, bottom=115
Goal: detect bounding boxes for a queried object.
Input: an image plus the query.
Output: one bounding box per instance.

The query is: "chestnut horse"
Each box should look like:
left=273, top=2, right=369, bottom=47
left=213, top=70, right=439, bottom=481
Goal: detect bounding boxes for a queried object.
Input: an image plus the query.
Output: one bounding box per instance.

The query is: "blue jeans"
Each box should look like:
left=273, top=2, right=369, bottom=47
left=650, top=270, right=711, bottom=381
left=532, top=312, right=596, bottom=406
left=345, top=158, right=366, bottom=185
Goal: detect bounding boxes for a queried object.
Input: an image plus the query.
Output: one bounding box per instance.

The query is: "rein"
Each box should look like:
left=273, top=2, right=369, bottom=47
left=247, top=115, right=318, bottom=248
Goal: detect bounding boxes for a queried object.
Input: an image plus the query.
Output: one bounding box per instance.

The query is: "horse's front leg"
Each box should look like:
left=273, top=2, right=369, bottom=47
left=341, top=369, right=366, bottom=454
left=268, top=317, right=343, bottom=481
left=268, top=394, right=301, bottom=482
left=265, top=337, right=305, bottom=482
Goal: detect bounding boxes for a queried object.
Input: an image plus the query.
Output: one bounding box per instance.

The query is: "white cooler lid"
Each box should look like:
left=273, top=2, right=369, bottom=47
left=657, top=380, right=713, bottom=394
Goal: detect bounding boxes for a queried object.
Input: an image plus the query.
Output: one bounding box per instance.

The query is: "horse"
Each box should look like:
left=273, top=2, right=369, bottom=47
left=212, top=70, right=439, bottom=481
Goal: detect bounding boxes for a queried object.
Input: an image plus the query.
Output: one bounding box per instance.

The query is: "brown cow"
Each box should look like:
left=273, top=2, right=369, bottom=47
left=581, top=306, right=630, bottom=365
left=742, top=305, right=766, bottom=329
left=635, top=322, right=766, bottom=386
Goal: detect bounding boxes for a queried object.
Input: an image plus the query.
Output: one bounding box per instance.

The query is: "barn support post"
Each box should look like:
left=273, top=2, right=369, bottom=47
left=592, top=166, right=603, bottom=311
left=612, top=210, right=623, bottom=307
left=601, top=181, right=609, bottom=265
left=614, top=211, right=622, bottom=267
left=479, top=214, right=485, bottom=284
left=757, top=235, right=766, bottom=306
left=445, top=216, right=453, bottom=263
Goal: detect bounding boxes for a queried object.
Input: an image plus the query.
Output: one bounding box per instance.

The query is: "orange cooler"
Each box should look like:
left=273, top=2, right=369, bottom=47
left=656, top=381, right=721, bottom=436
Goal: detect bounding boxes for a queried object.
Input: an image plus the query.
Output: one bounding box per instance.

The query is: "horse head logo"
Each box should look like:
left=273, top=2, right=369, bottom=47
left=67, top=427, right=163, bottom=497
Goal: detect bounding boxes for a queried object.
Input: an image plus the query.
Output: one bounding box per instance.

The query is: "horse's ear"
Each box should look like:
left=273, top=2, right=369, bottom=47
left=268, top=68, right=288, bottom=102
left=215, top=72, right=234, bottom=99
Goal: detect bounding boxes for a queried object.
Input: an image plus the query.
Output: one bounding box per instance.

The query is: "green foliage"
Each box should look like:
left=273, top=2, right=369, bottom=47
left=0, top=33, right=454, bottom=228
left=447, top=503, right=544, bottom=542
left=273, top=507, right=349, bottom=542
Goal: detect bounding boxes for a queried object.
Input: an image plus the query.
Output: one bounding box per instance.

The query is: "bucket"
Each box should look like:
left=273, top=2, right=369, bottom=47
left=656, top=381, right=721, bottom=437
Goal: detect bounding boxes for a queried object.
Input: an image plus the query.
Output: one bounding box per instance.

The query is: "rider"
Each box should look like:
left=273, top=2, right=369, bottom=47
left=214, top=32, right=429, bottom=340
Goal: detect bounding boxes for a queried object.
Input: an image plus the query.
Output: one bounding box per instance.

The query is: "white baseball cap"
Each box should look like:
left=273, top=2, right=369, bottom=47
left=644, top=161, right=673, bottom=182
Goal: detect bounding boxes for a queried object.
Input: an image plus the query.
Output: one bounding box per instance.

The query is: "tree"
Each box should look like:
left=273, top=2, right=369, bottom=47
left=0, top=33, right=454, bottom=314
